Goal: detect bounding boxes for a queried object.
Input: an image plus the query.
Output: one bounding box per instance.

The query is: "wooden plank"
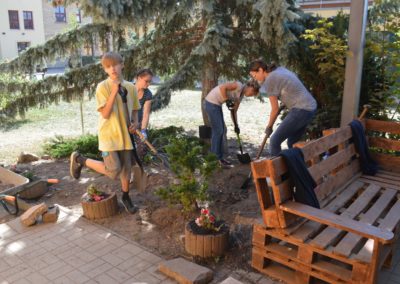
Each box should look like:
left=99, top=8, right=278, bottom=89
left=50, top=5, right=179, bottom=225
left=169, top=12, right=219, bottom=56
left=333, top=188, right=397, bottom=257
left=370, top=152, right=400, bottom=172
left=267, top=157, right=288, bottom=182
left=251, top=158, right=270, bottom=179
left=379, top=170, right=400, bottom=178
left=317, top=159, right=361, bottom=205
left=281, top=201, right=394, bottom=242
left=254, top=177, right=273, bottom=210
left=291, top=180, right=364, bottom=242
left=369, top=137, right=400, bottom=151
left=308, top=144, right=356, bottom=184
left=358, top=177, right=400, bottom=191
left=310, top=184, right=381, bottom=249
left=301, top=126, right=353, bottom=162
left=375, top=172, right=400, bottom=182
left=354, top=200, right=400, bottom=263
left=366, top=119, right=400, bottom=135
left=312, top=260, right=352, bottom=281
left=361, top=175, right=400, bottom=188
left=254, top=224, right=360, bottom=265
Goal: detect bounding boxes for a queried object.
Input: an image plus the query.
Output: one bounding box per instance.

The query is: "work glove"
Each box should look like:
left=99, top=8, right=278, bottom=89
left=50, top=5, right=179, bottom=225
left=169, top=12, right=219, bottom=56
left=226, top=99, right=235, bottom=111
left=140, top=129, right=148, bottom=141
left=265, top=126, right=273, bottom=137
left=234, top=126, right=240, bottom=134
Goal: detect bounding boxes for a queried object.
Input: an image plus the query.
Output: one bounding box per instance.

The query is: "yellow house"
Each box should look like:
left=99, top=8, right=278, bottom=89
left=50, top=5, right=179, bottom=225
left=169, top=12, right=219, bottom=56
left=0, top=0, right=45, bottom=60
left=0, top=0, right=92, bottom=61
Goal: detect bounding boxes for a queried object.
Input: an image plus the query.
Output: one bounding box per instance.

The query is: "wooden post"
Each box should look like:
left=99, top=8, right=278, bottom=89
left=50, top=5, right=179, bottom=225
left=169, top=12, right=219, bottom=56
left=340, top=0, right=369, bottom=126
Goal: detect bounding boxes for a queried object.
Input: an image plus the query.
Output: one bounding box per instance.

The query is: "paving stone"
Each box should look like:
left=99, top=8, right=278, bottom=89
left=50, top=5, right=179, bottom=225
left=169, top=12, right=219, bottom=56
left=94, top=273, right=118, bottom=284
left=42, top=205, right=60, bottom=223
left=65, top=269, right=90, bottom=283
left=107, top=267, right=131, bottom=282
left=20, top=203, right=47, bottom=227
left=220, top=277, right=243, bottom=284
left=159, top=258, right=213, bottom=284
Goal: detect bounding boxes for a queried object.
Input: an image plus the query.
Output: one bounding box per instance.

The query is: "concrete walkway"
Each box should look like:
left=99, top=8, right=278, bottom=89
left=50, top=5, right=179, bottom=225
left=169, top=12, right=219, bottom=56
left=0, top=206, right=175, bottom=284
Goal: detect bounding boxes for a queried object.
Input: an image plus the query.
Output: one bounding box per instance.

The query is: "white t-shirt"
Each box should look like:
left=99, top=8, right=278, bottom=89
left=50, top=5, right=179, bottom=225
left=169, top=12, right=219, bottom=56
left=205, top=82, right=243, bottom=106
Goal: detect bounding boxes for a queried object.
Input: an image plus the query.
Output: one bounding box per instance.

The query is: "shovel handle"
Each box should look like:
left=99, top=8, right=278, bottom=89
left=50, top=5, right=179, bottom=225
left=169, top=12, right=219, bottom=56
left=358, top=104, right=370, bottom=120
left=134, top=130, right=158, bottom=154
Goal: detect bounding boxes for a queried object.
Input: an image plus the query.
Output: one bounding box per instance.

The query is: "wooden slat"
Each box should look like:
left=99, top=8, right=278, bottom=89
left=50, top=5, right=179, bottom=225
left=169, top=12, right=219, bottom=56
left=375, top=172, right=400, bottom=182
left=358, top=177, right=400, bottom=191
left=379, top=170, right=400, bottom=179
left=354, top=200, right=400, bottom=263
left=267, top=157, right=288, bottom=181
left=361, top=175, right=400, bottom=188
left=280, top=201, right=393, bottom=242
left=369, top=137, right=400, bottom=151
left=274, top=179, right=293, bottom=204
left=301, top=126, right=353, bottom=162
left=318, top=160, right=361, bottom=206
left=333, top=188, right=397, bottom=257
left=251, top=158, right=270, bottom=179
left=308, top=144, right=356, bottom=184
left=312, top=260, right=352, bottom=281
left=371, top=152, right=400, bottom=173
left=310, top=184, right=381, bottom=249
left=291, top=180, right=364, bottom=242
left=366, top=119, right=400, bottom=135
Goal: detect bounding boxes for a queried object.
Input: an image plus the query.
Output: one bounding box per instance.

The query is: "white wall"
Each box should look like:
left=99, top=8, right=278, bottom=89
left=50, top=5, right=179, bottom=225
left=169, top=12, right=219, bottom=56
left=0, top=0, right=45, bottom=60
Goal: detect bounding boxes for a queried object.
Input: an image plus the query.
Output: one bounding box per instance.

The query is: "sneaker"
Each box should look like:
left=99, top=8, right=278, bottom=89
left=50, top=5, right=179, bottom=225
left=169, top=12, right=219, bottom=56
left=121, top=195, right=138, bottom=214
left=219, top=159, right=233, bottom=169
left=70, top=151, right=83, bottom=179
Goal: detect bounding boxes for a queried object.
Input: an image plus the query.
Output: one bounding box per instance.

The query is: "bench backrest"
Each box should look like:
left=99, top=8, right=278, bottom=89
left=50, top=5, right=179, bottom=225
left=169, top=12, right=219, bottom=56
left=365, top=119, right=400, bottom=172
left=251, top=125, right=361, bottom=228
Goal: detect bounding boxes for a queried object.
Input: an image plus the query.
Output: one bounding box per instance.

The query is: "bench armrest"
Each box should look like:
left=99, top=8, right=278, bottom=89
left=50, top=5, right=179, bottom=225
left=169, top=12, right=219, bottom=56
left=280, top=201, right=394, bottom=244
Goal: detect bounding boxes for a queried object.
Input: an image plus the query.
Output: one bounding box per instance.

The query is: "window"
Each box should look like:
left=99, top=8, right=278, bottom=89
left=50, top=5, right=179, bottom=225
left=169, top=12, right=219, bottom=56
left=23, top=11, right=34, bottom=29
left=54, top=6, right=66, bottom=22
left=8, top=10, right=19, bottom=29
left=76, top=8, right=81, bottom=23
left=17, top=42, right=30, bottom=54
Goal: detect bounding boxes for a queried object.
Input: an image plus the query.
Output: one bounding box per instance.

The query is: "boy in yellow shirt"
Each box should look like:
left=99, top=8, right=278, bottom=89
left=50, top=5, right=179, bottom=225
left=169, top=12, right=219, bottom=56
left=70, top=52, right=141, bottom=214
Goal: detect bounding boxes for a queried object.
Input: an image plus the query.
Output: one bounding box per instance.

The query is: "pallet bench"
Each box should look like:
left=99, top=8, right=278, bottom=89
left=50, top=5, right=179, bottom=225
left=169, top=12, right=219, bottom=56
left=251, top=119, right=400, bottom=284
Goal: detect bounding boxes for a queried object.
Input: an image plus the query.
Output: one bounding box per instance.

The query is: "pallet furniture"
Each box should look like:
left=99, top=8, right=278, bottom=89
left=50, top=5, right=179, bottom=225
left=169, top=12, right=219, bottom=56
left=251, top=119, right=400, bottom=283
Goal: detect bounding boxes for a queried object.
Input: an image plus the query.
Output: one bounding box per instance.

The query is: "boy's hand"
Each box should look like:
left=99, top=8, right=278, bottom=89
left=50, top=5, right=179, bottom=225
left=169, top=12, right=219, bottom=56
left=110, top=81, right=119, bottom=96
left=128, top=122, right=139, bottom=134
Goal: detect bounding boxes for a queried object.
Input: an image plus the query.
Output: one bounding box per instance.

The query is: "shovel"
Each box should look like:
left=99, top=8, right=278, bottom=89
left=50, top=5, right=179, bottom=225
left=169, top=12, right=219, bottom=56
left=240, top=105, right=285, bottom=190
left=134, top=129, right=170, bottom=169
left=230, top=109, right=251, bottom=164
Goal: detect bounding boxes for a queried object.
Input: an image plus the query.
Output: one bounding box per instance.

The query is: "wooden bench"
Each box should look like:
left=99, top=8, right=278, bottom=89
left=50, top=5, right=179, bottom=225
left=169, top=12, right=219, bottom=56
left=251, top=119, right=400, bottom=284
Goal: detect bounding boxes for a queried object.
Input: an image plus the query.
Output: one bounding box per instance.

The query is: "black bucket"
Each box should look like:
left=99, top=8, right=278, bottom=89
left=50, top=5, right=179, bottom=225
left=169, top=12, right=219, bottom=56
left=199, top=125, right=212, bottom=139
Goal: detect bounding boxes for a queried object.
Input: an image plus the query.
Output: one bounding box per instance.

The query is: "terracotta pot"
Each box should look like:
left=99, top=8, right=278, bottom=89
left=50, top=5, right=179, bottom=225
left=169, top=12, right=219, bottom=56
left=199, top=125, right=212, bottom=139
left=81, top=192, right=118, bottom=220
left=184, top=220, right=229, bottom=258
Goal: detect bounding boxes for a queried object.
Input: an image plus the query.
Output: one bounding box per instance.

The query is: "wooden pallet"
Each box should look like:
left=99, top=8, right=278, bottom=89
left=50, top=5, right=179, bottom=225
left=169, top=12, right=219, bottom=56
left=252, top=225, right=393, bottom=284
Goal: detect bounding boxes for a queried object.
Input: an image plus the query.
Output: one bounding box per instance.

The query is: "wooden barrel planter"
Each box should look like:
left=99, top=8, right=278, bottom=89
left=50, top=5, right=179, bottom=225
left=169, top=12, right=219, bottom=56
left=185, top=220, right=229, bottom=258
left=81, top=192, right=118, bottom=220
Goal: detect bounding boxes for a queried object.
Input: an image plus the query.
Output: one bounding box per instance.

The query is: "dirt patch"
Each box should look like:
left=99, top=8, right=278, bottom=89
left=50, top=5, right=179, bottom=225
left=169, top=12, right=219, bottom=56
left=1, top=154, right=264, bottom=279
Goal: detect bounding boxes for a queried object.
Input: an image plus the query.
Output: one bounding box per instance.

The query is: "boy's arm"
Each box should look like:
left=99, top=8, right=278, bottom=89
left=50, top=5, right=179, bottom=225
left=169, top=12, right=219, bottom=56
left=219, top=82, right=239, bottom=102
left=130, top=110, right=139, bottom=130
left=98, top=82, right=119, bottom=119
left=141, top=100, right=152, bottom=130
left=266, top=96, right=279, bottom=135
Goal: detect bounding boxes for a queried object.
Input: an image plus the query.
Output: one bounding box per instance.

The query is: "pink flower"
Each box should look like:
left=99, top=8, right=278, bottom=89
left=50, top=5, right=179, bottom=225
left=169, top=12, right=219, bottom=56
left=202, top=209, right=209, bottom=215
left=209, top=216, right=215, bottom=223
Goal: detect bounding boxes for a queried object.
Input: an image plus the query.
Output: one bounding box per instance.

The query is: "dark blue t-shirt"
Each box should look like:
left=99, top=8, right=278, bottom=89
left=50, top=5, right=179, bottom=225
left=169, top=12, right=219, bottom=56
left=138, top=88, right=153, bottom=124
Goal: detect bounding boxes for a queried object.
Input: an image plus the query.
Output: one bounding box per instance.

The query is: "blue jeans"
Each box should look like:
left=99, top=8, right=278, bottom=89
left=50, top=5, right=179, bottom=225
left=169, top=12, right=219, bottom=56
left=269, top=108, right=316, bottom=156
left=205, top=100, right=226, bottom=160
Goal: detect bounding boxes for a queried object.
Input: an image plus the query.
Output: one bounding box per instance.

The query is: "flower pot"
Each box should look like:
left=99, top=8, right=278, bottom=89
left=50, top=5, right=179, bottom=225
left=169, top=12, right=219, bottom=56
left=199, top=125, right=212, bottom=139
left=185, top=220, right=229, bottom=258
left=81, top=192, right=118, bottom=220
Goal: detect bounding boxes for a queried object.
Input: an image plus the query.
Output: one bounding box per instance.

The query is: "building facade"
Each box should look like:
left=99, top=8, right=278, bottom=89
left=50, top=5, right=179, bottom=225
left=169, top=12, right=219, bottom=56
left=298, top=0, right=374, bottom=17
left=0, top=0, right=45, bottom=60
left=0, top=0, right=92, bottom=61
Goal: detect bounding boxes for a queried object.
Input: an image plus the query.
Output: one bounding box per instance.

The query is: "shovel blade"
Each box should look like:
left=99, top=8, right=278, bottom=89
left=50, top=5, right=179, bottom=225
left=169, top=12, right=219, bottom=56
left=237, top=153, right=251, bottom=164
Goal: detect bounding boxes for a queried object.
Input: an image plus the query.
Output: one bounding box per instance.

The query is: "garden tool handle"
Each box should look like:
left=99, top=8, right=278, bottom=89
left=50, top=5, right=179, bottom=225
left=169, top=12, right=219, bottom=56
left=358, top=104, right=370, bottom=120
left=135, top=130, right=158, bottom=154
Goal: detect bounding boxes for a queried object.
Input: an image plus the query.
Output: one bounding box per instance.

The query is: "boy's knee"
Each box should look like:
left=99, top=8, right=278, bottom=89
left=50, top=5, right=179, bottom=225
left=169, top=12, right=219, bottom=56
left=106, top=166, right=122, bottom=180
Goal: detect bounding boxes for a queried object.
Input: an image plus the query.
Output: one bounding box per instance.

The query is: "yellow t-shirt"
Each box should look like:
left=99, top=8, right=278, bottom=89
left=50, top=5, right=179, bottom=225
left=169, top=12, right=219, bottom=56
left=96, top=78, right=140, bottom=152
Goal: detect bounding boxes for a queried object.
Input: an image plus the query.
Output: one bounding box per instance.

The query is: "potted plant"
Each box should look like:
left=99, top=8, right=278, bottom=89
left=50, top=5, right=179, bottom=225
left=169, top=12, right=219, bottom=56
left=81, top=184, right=118, bottom=220
left=185, top=207, right=229, bottom=258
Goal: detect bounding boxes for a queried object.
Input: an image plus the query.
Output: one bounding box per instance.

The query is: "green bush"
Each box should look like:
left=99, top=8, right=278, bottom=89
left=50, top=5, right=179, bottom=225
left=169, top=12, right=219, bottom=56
left=43, top=134, right=100, bottom=159
left=156, top=136, right=218, bottom=213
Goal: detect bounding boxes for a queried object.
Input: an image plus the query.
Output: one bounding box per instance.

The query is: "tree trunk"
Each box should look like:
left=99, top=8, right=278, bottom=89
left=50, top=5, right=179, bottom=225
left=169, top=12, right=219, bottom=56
left=201, top=57, right=218, bottom=126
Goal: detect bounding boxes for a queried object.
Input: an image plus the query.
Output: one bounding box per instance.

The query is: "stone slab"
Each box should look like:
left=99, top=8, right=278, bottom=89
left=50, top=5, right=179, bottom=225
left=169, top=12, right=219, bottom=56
left=20, top=203, right=47, bottom=226
left=159, top=257, right=213, bottom=284
left=220, top=277, right=243, bottom=284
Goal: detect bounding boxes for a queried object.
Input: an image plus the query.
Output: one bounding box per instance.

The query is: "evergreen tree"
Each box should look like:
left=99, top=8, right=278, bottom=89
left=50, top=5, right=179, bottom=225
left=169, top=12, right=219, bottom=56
left=0, top=0, right=302, bottom=123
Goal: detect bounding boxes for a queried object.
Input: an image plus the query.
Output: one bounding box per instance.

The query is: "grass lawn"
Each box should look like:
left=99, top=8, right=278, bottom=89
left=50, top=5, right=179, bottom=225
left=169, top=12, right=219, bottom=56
left=0, top=89, right=273, bottom=164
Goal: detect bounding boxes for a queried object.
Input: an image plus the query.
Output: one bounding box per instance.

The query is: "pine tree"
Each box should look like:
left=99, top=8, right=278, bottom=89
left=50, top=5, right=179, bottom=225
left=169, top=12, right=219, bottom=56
left=0, top=0, right=302, bottom=122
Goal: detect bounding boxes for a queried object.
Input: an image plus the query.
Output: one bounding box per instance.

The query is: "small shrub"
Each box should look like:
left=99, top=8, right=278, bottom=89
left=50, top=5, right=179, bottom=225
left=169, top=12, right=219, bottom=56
left=156, top=136, right=218, bottom=213
left=43, top=134, right=100, bottom=159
